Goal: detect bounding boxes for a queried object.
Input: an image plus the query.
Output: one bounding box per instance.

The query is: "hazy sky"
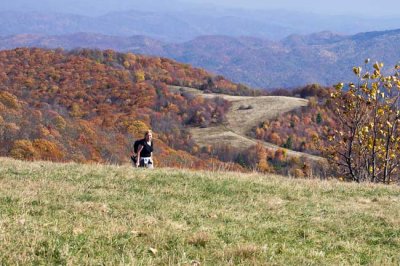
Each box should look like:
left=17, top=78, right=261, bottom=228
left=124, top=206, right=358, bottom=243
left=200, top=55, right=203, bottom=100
left=187, top=0, right=400, bottom=16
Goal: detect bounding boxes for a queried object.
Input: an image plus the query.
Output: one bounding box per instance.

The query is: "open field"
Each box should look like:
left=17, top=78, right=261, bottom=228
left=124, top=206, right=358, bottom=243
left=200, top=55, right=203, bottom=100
left=170, top=86, right=322, bottom=161
left=1, top=157, right=399, bottom=265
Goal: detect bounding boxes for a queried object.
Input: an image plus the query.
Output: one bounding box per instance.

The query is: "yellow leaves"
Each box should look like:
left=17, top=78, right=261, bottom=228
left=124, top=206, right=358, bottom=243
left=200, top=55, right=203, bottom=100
left=126, top=120, right=149, bottom=137
left=335, top=82, right=344, bottom=91
left=353, top=66, right=362, bottom=76
left=370, top=83, right=379, bottom=100
left=360, top=84, right=368, bottom=92
left=362, top=126, right=369, bottom=134
left=371, top=82, right=379, bottom=91
left=373, top=61, right=384, bottom=71
left=373, top=69, right=381, bottom=77
left=362, top=73, right=370, bottom=80
left=384, top=83, right=393, bottom=90
left=134, top=70, right=145, bottom=82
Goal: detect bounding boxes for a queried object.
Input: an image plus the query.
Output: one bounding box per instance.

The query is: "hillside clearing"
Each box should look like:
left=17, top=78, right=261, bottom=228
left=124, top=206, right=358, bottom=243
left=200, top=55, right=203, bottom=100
left=170, top=86, right=322, bottom=161
left=1, top=158, right=399, bottom=265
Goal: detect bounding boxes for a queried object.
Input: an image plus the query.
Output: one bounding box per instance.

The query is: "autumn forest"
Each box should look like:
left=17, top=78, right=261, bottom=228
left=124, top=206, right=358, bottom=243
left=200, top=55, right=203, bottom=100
left=0, top=48, right=272, bottom=170
left=1, top=48, right=400, bottom=183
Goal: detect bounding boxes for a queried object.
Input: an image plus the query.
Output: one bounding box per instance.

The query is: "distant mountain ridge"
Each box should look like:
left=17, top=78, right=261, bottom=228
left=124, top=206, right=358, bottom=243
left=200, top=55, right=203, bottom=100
left=3, top=29, right=400, bottom=88
left=1, top=9, right=400, bottom=42
left=0, top=10, right=291, bottom=42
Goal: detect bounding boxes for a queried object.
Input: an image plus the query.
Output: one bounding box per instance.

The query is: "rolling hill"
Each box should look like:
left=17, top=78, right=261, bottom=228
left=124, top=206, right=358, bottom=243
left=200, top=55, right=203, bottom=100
left=3, top=29, right=400, bottom=88
left=0, top=47, right=328, bottom=176
left=0, top=47, right=259, bottom=170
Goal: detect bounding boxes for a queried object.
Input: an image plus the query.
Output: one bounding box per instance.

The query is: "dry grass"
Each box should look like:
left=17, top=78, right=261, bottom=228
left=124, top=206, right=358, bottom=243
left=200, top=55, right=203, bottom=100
left=224, top=96, right=308, bottom=136
left=223, top=243, right=261, bottom=260
left=1, top=157, right=400, bottom=265
left=187, top=232, right=210, bottom=247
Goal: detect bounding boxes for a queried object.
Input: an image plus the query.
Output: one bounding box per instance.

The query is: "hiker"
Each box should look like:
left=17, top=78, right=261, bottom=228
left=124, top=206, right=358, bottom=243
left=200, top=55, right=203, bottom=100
left=133, top=130, right=154, bottom=168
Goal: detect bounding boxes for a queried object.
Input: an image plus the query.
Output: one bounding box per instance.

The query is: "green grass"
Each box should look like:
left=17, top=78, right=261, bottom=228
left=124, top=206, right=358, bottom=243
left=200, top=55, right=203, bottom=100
left=0, top=158, right=400, bottom=265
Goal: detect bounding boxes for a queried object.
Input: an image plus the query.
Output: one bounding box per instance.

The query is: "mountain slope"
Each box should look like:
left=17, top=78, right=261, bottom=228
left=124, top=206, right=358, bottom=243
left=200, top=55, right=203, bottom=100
left=3, top=29, right=400, bottom=88
left=167, top=30, right=400, bottom=88
left=0, top=48, right=256, bottom=169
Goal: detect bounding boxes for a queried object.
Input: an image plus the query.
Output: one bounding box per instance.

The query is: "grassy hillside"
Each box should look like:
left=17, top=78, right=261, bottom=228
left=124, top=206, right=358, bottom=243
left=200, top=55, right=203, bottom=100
left=1, top=157, right=399, bottom=265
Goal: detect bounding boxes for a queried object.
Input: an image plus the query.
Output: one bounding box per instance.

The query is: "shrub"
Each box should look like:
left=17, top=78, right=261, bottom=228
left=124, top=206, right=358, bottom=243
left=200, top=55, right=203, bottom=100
left=126, top=120, right=149, bottom=138
left=10, top=140, right=37, bottom=160
left=32, top=139, right=64, bottom=161
left=293, top=168, right=305, bottom=178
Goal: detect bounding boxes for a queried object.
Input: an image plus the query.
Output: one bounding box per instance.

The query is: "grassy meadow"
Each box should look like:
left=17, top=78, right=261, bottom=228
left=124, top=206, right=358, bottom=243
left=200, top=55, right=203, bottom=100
left=0, top=157, right=399, bottom=265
